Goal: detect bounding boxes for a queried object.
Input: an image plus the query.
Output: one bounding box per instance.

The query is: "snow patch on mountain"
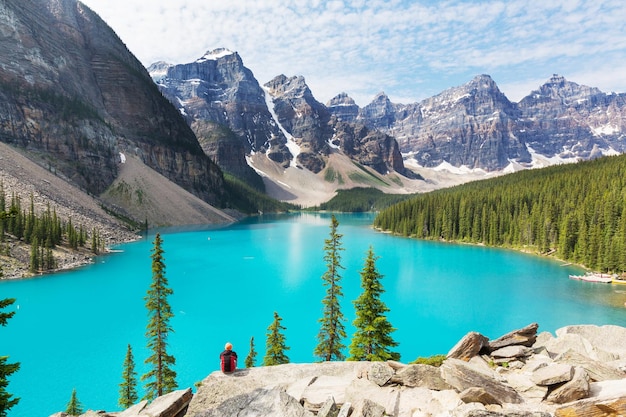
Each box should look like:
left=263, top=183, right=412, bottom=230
left=591, top=124, right=620, bottom=136
left=263, top=87, right=300, bottom=167
left=526, top=146, right=578, bottom=168
left=432, top=161, right=489, bottom=175
left=196, top=48, right=234, bottom=63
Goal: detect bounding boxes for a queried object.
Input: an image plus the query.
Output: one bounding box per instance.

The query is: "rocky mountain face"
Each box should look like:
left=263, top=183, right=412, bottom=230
left=151, top=55, right=411, bottom=178
left=338, top=74, right=626, bottom=171
left=264, top=74, right=333, bottom=172
left=265, top=74, right=413, bottom=176
left=148, top=49, right=292, bottom=187
left=517, top=75, right=626, bottom=160
left=0, top=0, right=226, bottom=210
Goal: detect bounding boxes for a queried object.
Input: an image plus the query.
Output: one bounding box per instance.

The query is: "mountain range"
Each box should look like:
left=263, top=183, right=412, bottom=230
left=2, top=0, right=626, bottom=228
left=152, top=50, right=626, bottom=177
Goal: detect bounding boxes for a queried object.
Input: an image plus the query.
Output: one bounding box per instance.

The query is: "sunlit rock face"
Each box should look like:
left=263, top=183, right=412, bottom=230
left=0, top=0, right=225, bottom=205
left=343, top=74, right=626, bottom=172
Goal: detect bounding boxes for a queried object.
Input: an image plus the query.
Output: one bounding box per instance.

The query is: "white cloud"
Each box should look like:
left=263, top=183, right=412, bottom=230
left=80, top=0, right=626, bottom=106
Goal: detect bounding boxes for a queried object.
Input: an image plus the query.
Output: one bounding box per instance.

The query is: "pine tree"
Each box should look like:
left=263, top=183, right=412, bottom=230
left=244, top=336, right=257, bottom=368
left=29, top=236, right=39, bottom=273
left=263, top=312, right=290, bottom=366
left=314, top=214, right=347, bottom=361
left=0, top=185, right=6, bottom=242
left=119, top=344, right=138, bottom=409
left=64, top=388, right=83, bottom=416
left=0, top=298, right=20, bottom=417
left=141, top=233, right=177, bottom=400
left=348, top=246, right=400, bottom=362
left=91, top=228, right=100, bottom=255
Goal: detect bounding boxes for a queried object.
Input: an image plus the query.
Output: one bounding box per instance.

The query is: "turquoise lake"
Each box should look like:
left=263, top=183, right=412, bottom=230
left=2, top=212, right=626, bottom=416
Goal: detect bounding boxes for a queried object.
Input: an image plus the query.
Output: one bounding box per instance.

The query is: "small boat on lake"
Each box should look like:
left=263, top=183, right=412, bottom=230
left=611, top=277, right=626, bottom=285
left=569, top=272, right=613, bottom=284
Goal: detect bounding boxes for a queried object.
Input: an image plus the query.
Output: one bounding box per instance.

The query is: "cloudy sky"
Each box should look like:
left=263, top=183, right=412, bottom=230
left=79, top=0, right=626, bottom=106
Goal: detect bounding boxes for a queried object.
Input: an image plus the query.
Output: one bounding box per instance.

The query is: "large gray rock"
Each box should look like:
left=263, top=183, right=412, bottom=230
left=394, top=387, right=466, bottom=417
left=300, top=375, right=351, bottom=410
left=193, top=387, right=313, bottom=417
left=537, top=330, right=617, bottom=362
left=447, top=332, right=490, bottom=361
left=465, top=412, right=552, bottom=417
left=589, top=379, right=626, bottom=398
left=490, top=346, right=533, bottom=359
left=344, top=378, right=400, bottom=416
left=366, top=362, right=394, bottom=387
left=139, top=389, right=193, bottom=417
left=117, top=400, right=149, bottom=417
left=317, top=396, right=339, bottom=417
left=186, top=362, right=358, bottom=416
left=556, top=325, right=626, bottom=360
left=489, top=323, right=539, bottom=351
left=337, top=402, right=352, bottom=417
left=531, top=363, right=574, bottom=386
left=389, top=363, right=452, bottom=390
left=555, top=394, right=626, bottom=417
left=545, top=367, right=590, bottom=404
left=555, top=350, right=626, bottom=382
left=503, top=372, right=549, bottom=403
left=459, top=387, right=502, bottom=405
left=350, top=398, right=386, bottom=417
left=441, top=358, right=524, bottom=404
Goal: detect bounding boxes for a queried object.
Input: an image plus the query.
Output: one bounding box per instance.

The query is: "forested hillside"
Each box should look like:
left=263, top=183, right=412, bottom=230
left=316, top=188, right=415, bottom=212
left=374, top=155, right=626, bottom=273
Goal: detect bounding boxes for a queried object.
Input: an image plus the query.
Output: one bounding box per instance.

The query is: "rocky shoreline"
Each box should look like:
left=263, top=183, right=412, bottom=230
left=52, top=323, right=626, bottom=417
left=0, top=143, right=140, bottom=279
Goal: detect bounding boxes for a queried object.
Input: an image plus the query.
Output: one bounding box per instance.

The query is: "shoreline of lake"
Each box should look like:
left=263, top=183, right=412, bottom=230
left=2, top=212, right=625, bottom=417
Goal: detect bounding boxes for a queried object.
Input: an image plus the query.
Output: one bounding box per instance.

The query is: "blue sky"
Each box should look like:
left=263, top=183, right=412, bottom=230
left=80, top=0, right=626, bottom=106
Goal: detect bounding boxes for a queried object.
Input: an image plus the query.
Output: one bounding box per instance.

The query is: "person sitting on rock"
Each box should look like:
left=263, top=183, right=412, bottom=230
left=220, top=342, right=237, bottom=373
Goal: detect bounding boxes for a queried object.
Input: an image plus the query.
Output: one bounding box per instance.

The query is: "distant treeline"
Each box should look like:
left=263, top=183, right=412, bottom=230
left=224, top=174, right=299, bottom=213
left=374, top=155, right=626, bottom=273
left=316, top=188, right=415, bottom=212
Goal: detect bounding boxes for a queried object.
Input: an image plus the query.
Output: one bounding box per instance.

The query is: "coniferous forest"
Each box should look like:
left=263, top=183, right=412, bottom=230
left=0, top=185, right=103, bottom=274
left=374, top=155, right=626, bottom=274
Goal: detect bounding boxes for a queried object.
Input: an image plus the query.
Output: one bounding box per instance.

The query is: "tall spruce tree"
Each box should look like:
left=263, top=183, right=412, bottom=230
left=314, top=214, right=347, bottom=361
left=0, top=298, right=20, bottom=417
left=64, top=388, right=83, bottom=416
left=119, top=344, right=138, bottom=409
left=263, top=312, right=290, bottom=366
left=244, top=336, right=257, bottom=368
left=141, top=233, right=177, bottom=400
left=348, top=246, right=400, bottom=361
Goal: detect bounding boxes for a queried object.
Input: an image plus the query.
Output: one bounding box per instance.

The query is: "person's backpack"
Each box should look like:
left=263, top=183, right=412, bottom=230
left=221, top=351, right=237, bottom=373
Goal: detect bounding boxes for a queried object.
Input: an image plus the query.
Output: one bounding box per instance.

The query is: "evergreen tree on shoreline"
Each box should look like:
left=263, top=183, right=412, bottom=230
left=0, top=298, right=20, bottom=417
left=141, top=233, right=177, bottom=400
left=244, top=336, right=257, bottom=368
left=349, top=246, right=400, bottom=362
left=64, top=388, right=83, bottom=416
left=314, top=214, right=347, bottom=361
left=119, top=344, right=138, bottom=409
left=263, top=312, right=290, bottom=366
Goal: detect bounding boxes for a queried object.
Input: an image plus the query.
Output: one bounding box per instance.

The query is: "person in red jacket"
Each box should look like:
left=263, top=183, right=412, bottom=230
left=220, top=342, right=237, bottom=373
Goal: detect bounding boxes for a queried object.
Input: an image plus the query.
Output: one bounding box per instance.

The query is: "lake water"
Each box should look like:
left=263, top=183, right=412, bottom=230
left=2, top=212, right=626, bottom=416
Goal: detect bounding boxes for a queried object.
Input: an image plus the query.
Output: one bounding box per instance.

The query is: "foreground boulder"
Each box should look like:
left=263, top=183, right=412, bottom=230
left=55, top=324, right=626, bottom=417
left=182, top=324, right=626, bottom=416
